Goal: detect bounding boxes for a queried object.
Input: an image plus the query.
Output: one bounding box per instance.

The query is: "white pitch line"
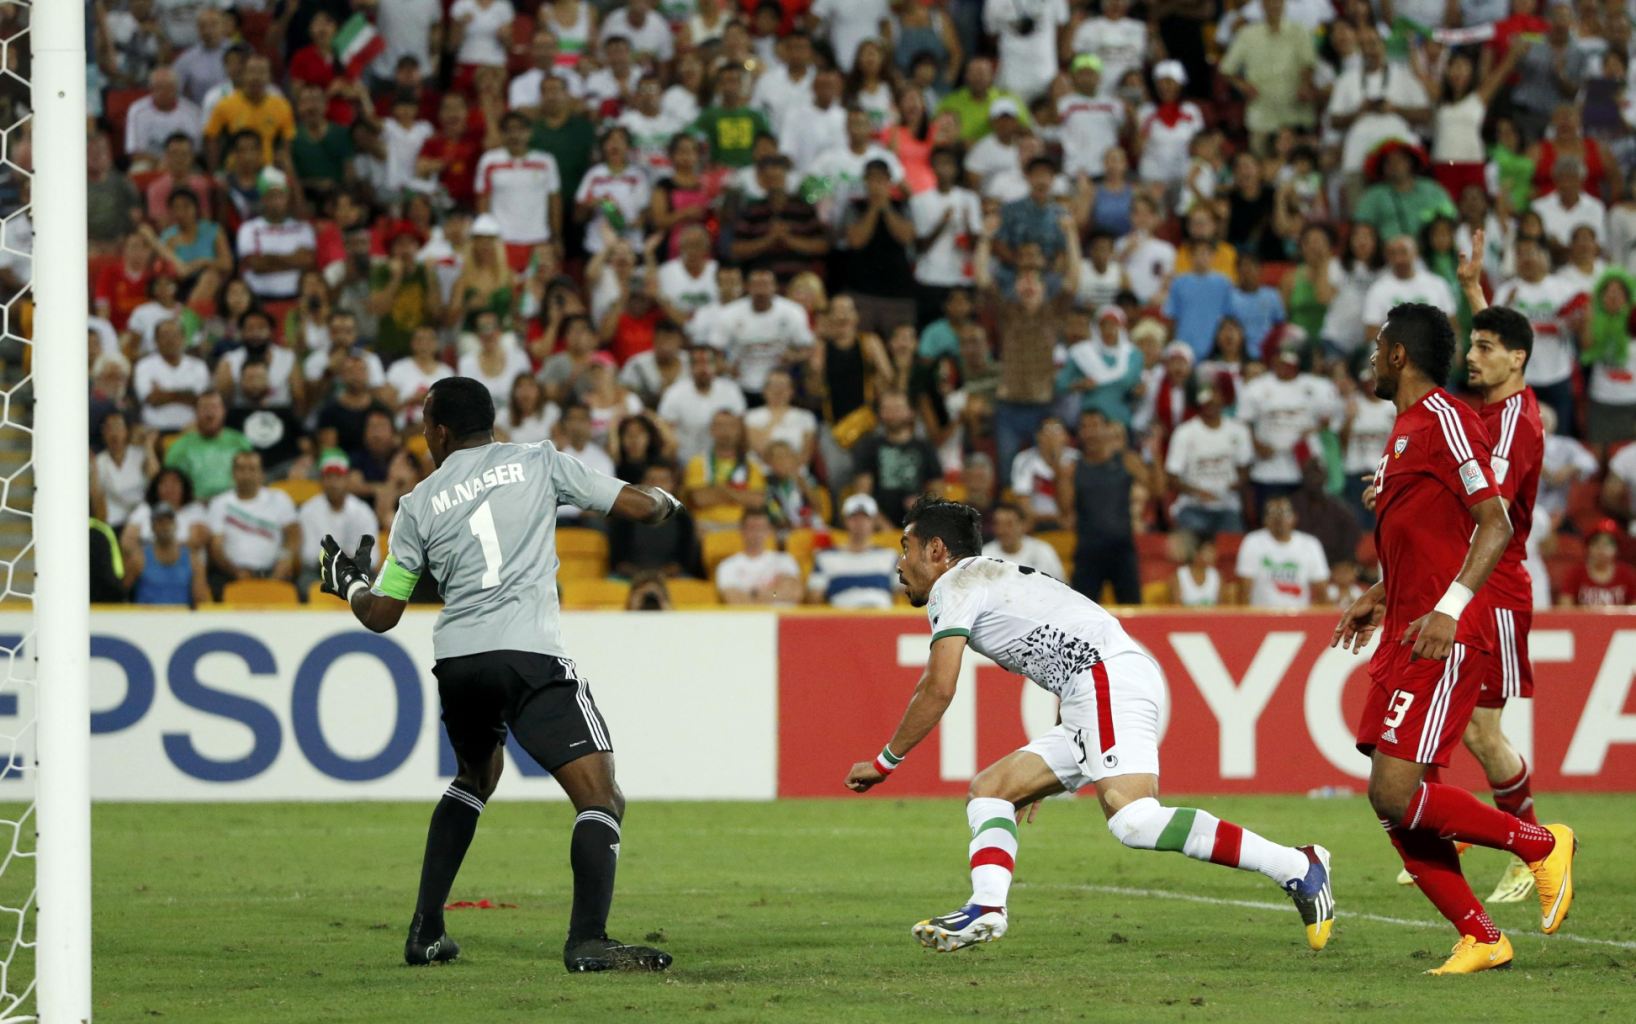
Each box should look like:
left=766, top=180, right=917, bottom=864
left=1023, top=882, right=1636, bottom=952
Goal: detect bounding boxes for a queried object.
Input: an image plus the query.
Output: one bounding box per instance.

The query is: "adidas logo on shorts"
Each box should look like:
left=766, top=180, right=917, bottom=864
left=1381, top=727, right=1399, bottom=744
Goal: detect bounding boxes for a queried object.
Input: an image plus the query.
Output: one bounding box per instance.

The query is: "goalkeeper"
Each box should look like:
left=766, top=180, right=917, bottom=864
left=321, top=376, right=683, bottom=973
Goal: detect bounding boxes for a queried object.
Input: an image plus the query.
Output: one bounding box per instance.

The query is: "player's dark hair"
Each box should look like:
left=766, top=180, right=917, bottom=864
left=1472, top=306, right=1533, bottom=366
left=904, top=496, right=983, bottom=559
left=426, top=376, right=496, bottom=441
left=1381, top=302, right=1456, bottom=385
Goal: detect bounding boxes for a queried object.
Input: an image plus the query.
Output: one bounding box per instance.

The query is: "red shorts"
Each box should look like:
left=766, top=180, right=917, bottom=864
left=1356, top=641, right=1492, bottom=767
left=1478, top=605, right=1533, bottom=708
left=503, top=242, right=540, bottom=274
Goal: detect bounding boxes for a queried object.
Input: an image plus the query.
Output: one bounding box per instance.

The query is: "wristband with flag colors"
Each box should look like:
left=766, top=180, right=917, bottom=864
left=873, top=745, right=903, bottom=776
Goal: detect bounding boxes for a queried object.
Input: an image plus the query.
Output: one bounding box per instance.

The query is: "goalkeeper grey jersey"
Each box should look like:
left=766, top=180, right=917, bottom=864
left=374, top=441, right=625, bottom=660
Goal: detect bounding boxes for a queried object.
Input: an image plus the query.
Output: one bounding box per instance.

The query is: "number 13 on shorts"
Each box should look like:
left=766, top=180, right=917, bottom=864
left=1384, top=689, right=1414, bottom=728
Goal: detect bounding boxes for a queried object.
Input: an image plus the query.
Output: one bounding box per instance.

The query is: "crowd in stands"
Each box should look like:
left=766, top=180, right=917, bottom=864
left=25, top=0, right=1636, bottom=609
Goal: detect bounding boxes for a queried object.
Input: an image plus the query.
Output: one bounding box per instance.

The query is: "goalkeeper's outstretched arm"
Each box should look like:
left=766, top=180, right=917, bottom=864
left=610, top=483, right=684, bottom=524
left=320, top=534, right=407, bottom=634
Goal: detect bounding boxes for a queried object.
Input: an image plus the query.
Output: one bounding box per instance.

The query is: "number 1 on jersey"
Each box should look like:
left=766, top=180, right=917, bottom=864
left=469, top=500, right=504, bottom=589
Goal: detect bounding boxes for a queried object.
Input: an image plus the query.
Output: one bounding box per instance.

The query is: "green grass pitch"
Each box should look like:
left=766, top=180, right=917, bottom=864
left=72, top=795, right=1636, bottom=1022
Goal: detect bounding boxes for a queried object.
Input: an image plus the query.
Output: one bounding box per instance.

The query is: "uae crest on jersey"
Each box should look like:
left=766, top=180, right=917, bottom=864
left=1393, top=436, right=1409, bottom=458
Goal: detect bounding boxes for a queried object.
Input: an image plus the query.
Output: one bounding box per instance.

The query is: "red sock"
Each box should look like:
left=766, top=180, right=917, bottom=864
left=1388, top=823, right=1501, bottom=942
left=1489, top=759, right=1539, bottom=827
left=1404, top=782, right=1554, bottom=861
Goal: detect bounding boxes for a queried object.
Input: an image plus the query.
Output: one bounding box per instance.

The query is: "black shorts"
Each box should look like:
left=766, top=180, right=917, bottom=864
left=432, top=651, right=613, bottom=773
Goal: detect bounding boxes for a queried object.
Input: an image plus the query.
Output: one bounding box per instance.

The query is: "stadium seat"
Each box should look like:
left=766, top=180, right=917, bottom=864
left=665, top=578, right=719, bottom=608
left=221, top=579, right=300, bottom=605
left=870, top=528, right=901, bottom=549
left=811, top=487, right=834, bottom=526
left=1141, top=579, right=1174, bottom=606
left=702, top=529, right=745, bottom=578
left=271, top=478, right=321, bottom=506
left=557, top=528, right=609, bottom=575
left=556, top=557, right=606, bottom=581
left=1213, top=532, right=1244, bottom=563
left=561, top=578, right=631, bottom=611
left=1037, top=530, right=1076, bottom=568
left=784, top=528, right=819, bottom=576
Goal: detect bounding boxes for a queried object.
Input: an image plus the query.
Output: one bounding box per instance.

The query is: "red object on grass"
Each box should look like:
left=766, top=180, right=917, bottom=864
left=444, top=899, right=518, bottom=910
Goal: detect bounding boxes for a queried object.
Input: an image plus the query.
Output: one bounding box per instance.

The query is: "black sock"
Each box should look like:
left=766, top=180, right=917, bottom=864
left=414, top=783, right=485, bottom=937
left=568, top=806, right=622, bottom=943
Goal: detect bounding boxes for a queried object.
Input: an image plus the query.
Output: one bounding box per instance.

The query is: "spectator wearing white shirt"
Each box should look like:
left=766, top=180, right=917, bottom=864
left=582, top=36, right=643, bottom=109
left=384, top=326, right=454, bottom=430
left=1118, top=194, right=1178, bottom=303
left=1136, top=62, right=1205, bottom=189
left=1327, top=26, right=1431, bottom=178
left=450, top=0, right=516, bottom=73
left=95, top=410, right=159, bottom=531
left=1535, top=405, right=1596, bottom=523
left=1057, top=56, right=1128, bottom=179
left=574, top=127, right=651, bottom=256
left=206, top=450, right=300, bottom=598
left=1072, top=0, right=1148, bottom=97
left=133, top=319, right=211, bottom=432
left=235, top=170, right=316, bottom=302
left=982, top=502, right=1066, bottom=580
left=777, top=68, right=848, bottom=177
left=475, top=113, right=565, bottom=268
left=985, top=0, right=1071, bottom=101
left=215, top=308, right=303, bottom=412
left=713, top=269, right=816, bottom=402
left=807, top=493, right=900, bottom=608
left=370, top=0, right=444, bottom=82
left=1362, top=234, right=1457, bottom=342
left=963, top=102, right=1024, bottom=195
left=507, top=28, right=585, bottom=111
left=716, top=509, right=803, bottom=604
left=600, top=0, right=675, bottom=65
left=1234, top=497, right=1330, bottom=608
left=1165, top=387, right=1253, bottom=536
left=811, top=0, right=892, bottom=73
left=297, top=450, right=380, bottom=593
left=910, top=147, right=984, bottom=324
left=658, top=339, right=749, bottom=463
left=656, top=225, right=720, bottom=324
left=458, top=312, right=534, bottom=410
left=125, top=67, right=203, bottom=169
left=1492, top=236, right=1581, bottom=433
left=380, top=92, right=435, bottom=195
left=1337, top=370, right=1397, bottom=527
left=620, top=319, right=692, bottom=409
left=617, top=76, right=684, bottom=176
left=1532, top=156, right=1608, bottom=255
left=1173, top=536, right=1224, bottom=607
left=751, top=30, right=818, bottom=131
left=1236, top=344, right=1341, bottom=509
left=1009, top=417, right=1076, bottom=528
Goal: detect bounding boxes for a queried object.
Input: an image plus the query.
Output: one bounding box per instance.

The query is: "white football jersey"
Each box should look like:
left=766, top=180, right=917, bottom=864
left=926, top=556, right=1146, bottom=698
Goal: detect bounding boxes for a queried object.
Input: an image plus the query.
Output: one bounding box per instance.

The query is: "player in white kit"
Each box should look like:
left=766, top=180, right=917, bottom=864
left=846, top=498, right=1335, bottom=952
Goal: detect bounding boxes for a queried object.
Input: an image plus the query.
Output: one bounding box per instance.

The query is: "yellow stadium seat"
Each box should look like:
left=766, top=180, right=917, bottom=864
left=1037, top=530, right=1076, bottom=568
left=308, top=580, right=345, bottom=604
left=943, top=482, right=968, bottom=503
left=221, top=579, right=300, bottom=605
left=702, top=529, right=745, bottom=578
left=557, top=557, right=607, bottom=581
left=1141, top=579, right=1175, bottom=606
left=557, top=527, right=609, bottom=561
left=870, top=528, right=901, bottom=550
left=561, top=578, right=631, bottom=610
left=272, top=478, right=322, bottom=506
left=811, top=487, right=833, bottom=526
left=784, top=528, right=819, bottom=576
left=665, top=578, right=719, bottom=608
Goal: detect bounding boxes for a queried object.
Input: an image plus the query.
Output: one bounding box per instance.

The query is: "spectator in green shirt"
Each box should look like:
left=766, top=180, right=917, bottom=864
left=368, top=226, right=440, bottom=362
left=529, top=76, right=596, bottom=207
left=937, top=56, right=1031, bottom=143
left=690, top=64, right=771, bottom=168
left=163, top=391, right=252, bottom=500
left=1353, top=139, right=1457, bottom=243
left=289, top=82, right=352, bottom=200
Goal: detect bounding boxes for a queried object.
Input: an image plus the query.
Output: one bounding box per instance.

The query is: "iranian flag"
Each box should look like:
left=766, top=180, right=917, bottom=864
left=333, top=13, right=386, bottom=79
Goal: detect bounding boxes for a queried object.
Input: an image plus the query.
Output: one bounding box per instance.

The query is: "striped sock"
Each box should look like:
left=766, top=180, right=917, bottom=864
left=1108, top=798, right=1309, bottom=886
left=1489, top=759, right=1539, bottom=827
left=415, top=783, right=485, bottom=935
left=966, top=798, right=1017, bottom=909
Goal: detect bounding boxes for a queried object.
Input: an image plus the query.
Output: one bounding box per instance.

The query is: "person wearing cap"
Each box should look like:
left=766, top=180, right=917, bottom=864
left=1219, top=0, right=1318, bottom=151
left=1057, top=55, right=1127, bottom=180
left=123, top=499, right=209, bottom=607
left=234, top=167, right=317, bottom=304
left=1165, top=384, right=1253, bottom=537
left=1070, top=0, right=1147, bottom=98
left=937, top=57, right=1031, bottom=144
left=1236, top=334, right=1341, bottom=511
left=963, top=99, right=1026, bottom=195
left=1135, top=61, right=1205, bottom=190
left=299, top=449, right=381, bottom=596
left=476, top=111, right=565, bottom=272
left=1162, top=237, right=1233, bottom=361
left=204, top=52, right=294, bottom=169
left=985, top=0, right=1071, bottom=101
left=807, top=493, right=899, bottom=608
left=1059, top=305, right=1144, bottom=426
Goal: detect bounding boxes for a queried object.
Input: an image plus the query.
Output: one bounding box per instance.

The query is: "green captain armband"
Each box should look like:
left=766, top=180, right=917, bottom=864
left=375, top=555, right=420, bottom=600
left=931, top=627, right=971, bottom=643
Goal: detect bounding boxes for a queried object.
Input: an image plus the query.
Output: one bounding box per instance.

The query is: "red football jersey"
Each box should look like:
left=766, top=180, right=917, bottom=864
left=1477, top=388, right=1544, bottom=610
left=1370, top=388, right=1501, bottom=650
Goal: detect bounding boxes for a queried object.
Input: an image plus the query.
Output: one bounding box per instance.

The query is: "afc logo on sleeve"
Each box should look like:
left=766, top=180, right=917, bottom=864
left=1393, top=436, right=1408, bottom=458
left=1458, top=459, right=1486, bottom=495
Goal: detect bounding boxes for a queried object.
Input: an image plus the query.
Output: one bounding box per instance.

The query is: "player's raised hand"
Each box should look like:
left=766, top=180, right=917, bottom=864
left=1457, top=228, right=1484, bottom=291
left=845, top=760, right=887, bottom=793
left=1403, top=611, right=1456, bottom=661
left=1331, top=588, right=1384, bottom=653
left=319, top=534, right=372, bottom=600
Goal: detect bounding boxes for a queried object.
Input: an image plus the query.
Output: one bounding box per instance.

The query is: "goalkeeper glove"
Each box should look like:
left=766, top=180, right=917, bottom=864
left=320, top=534, right=376, bottom=602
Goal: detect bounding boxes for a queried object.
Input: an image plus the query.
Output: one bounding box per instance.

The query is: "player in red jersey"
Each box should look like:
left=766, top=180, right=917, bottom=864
left=1454, top=234, right=1549, bottom=904
left=1331, top=302, right=1576, bottom=975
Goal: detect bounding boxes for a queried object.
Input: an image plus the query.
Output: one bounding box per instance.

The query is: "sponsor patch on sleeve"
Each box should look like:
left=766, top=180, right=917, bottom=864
left=1490, top=456, right=1510, bottom=485
left=1458, top=458, right=1486, bottom=495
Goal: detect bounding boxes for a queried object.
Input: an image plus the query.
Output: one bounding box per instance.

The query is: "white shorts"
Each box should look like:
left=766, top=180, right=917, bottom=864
left=1020, top=652, right=1163, bottom=792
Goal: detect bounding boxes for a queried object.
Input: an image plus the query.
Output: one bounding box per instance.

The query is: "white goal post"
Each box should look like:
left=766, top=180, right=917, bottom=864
left=31, top=0, right=92, bottom=1021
